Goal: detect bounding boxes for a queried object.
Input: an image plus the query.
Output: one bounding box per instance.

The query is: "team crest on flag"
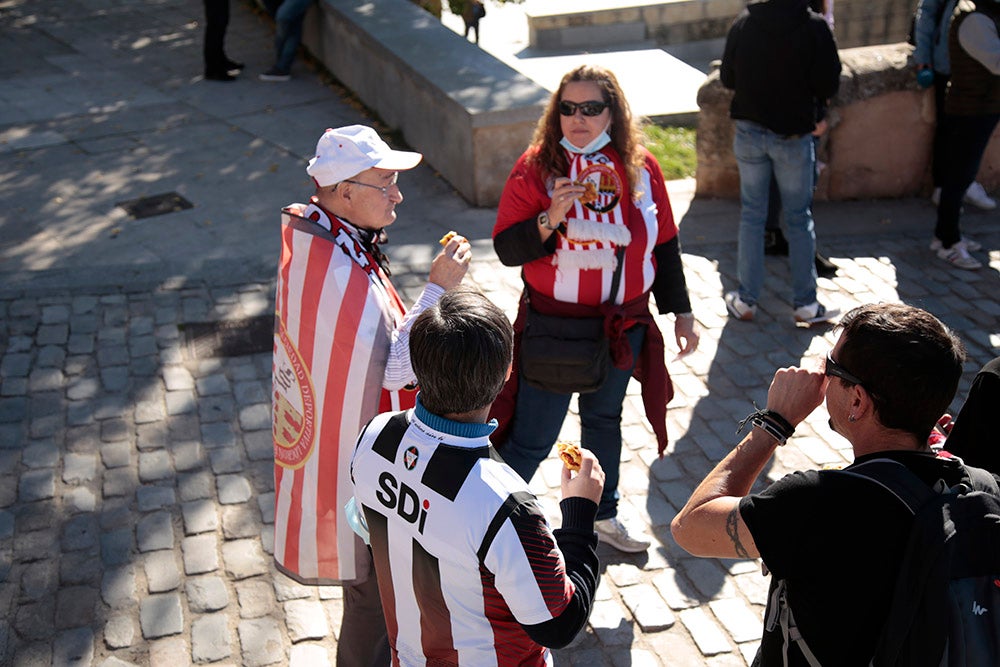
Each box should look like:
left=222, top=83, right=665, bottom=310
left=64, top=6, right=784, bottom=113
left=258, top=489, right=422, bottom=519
left=272, top=313, right=317, bottom=469
left=404, top=445, right=419, bottom=470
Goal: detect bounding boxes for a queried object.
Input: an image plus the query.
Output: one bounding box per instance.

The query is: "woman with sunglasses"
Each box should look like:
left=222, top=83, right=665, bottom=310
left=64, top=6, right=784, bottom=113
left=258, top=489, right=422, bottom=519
left=490, top=64, right=699, bottom=553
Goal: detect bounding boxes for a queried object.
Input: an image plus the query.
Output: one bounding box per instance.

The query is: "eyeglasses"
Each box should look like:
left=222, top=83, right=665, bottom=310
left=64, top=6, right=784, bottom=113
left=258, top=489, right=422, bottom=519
left=558, top=100, right=609, bottom=117
left=825, top=352, right=866, bottom=386
left=341, top=176, right=398, bottom=196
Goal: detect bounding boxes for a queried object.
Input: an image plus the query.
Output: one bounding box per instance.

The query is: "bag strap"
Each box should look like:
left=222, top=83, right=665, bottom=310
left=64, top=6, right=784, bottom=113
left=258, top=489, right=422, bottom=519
left=606, top=246, right=626, bottom=306
left=963, top=464, right=1000, bottom=495
left=843, top=457, right=1000, bottom=515
left=838, top=458, right=937, bottom=514
left=765, top=579, right=824, bottom=667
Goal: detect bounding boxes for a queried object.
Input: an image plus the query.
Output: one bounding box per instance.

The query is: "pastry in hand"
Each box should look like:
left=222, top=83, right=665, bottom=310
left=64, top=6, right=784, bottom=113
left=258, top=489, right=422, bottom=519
left=557, top=441, right=583, bottom=471
left=576, top=180, right=598, bottom=205
left=439, top=230, right=458, bottom=246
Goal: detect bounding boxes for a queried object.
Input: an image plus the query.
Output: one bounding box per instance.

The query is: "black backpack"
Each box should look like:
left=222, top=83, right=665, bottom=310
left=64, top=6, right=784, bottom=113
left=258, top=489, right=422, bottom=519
left=766, top=458, right=1000, bottom=666
left=848, top=458, right=1000, bottom=666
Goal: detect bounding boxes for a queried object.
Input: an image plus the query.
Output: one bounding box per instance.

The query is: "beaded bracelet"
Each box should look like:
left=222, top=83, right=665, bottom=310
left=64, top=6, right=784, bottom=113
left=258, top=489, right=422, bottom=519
left=737, top=406, right=796, bottom=446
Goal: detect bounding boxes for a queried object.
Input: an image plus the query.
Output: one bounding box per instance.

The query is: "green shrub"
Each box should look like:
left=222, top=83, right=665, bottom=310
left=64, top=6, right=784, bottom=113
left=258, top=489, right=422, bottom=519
left=644, top=125, right=697, bottom=181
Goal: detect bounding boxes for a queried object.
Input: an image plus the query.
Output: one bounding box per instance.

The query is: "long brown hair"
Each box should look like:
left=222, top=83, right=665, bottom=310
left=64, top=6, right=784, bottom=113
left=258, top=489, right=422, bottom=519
left=528, top=64, right=646, bottom=197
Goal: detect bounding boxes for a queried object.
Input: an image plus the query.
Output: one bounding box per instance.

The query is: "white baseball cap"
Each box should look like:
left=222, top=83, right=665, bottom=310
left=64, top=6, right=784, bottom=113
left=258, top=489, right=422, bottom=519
left=306, top=125, right=422, bottom=187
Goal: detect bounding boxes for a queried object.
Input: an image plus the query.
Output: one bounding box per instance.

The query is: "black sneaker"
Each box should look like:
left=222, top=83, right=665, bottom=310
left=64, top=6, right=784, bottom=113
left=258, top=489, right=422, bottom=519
left=225, top=59, right=245, bottom=72
left=204, top=70, right=237, bottom=82
left=815, top=252, right=837, bottom=278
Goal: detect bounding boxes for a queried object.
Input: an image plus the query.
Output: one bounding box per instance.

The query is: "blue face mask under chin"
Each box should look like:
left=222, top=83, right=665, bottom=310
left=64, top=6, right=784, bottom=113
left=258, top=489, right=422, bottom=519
left=560, top=127, right=612, bottom=155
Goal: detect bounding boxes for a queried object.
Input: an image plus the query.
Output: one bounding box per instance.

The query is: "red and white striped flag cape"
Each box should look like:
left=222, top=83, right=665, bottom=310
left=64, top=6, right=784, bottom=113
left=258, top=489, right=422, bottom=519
left=271, top=201, right=416, bottom=584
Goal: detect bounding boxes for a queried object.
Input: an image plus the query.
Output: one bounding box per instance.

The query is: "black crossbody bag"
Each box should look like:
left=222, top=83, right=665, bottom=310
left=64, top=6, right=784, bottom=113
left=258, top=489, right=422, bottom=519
left=519, top=247, right=625, bottom=394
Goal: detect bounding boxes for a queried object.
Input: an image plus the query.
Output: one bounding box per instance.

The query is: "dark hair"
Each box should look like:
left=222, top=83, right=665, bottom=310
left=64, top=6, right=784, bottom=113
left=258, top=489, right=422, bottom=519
left=527, top=64, right=646, bottom=198
left=410, top=289, right=514, bottom=416
left=835, top=303, right=966, bottom=441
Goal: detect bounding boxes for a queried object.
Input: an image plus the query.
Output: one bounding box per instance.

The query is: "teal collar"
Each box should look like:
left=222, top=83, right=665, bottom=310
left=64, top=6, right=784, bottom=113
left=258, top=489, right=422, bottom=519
left=414, top=395, right=497, bottom=439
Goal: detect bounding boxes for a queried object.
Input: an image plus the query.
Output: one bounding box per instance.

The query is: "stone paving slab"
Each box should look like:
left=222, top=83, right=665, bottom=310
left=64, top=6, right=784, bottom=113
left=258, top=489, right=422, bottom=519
left=6, top=234, right=998, bottom=665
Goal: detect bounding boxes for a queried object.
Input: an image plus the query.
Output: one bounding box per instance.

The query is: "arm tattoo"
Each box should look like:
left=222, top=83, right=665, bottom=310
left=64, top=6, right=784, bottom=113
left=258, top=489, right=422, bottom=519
left=726, top=507, right=750, bottom=559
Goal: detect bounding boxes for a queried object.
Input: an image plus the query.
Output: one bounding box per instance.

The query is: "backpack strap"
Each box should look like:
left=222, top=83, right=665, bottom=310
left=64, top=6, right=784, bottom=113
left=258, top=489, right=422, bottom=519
left=765, top=579, right=824, bottom=667
left=962, top=464, right=1000, bottom=495
left=838, top=458, right=938, bottom=514
left=843, top=457, right=1000, bottom=513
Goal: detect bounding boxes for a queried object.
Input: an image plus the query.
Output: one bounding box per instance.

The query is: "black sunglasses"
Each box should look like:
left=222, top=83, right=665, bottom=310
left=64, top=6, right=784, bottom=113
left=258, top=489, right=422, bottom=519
left=825, top=352, right=866, bottom=386
left=558, top=100, right=609, bottom=117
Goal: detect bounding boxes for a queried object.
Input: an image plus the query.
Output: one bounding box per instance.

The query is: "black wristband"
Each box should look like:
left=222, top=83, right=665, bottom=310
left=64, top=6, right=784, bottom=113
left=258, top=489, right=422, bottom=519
left=737, top=407, right=796, bottom=446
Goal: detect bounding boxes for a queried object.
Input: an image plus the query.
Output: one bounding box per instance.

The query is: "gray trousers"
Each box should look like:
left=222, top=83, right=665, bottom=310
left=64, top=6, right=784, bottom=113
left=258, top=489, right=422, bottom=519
left=336, top=559, right=390, bottom=667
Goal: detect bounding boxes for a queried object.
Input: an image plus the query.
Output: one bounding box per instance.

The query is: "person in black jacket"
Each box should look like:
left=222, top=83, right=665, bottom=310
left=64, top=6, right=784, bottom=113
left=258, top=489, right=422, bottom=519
left=720, top=0, right=842, bottom=326
left=943, top=355, right=1000, bottom=472
left=764, top=0, right=838, bottom=279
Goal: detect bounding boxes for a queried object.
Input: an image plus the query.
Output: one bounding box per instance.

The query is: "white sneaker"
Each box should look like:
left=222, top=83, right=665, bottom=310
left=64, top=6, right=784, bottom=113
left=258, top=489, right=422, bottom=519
left=931, top=187, right=941, bottom=206
left=964, top=182, right=997, bottom=210
left=258, top=68, right=291, bottom=82
left=724, top=291, right=757, bottom=321
left=930, top=236, right=982, bottom=252
left=793, top=301, right=840, bottom=327
left=594, top=517, right=651, bottom=553
left=935, top=240, right=982, bottom=270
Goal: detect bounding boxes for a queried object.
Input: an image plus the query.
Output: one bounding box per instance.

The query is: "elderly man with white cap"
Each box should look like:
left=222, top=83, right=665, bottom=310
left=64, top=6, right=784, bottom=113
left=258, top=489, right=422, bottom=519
left=270, top=125, right=471, bottom=666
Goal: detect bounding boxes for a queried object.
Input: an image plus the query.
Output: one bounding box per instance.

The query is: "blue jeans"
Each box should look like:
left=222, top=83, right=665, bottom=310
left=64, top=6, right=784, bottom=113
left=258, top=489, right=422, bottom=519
left=733, top=120, right=818, bottom=308
left=500, top=325, right=646, bottom=521
left=273, top=0, right=312, bottom=73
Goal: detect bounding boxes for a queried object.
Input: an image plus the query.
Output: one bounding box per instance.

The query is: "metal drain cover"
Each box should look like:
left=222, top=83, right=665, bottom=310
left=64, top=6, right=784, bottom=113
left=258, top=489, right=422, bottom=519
left=116, top=192, right=193, bottom=220
left=180, top=315, right=274, bottom=360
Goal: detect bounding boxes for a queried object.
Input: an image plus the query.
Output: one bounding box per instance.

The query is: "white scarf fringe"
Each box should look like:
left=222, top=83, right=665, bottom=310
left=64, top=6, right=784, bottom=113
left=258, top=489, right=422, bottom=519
left=566, top=217, right=632, bottom=246
left=553, top=247, right=618, bottom=271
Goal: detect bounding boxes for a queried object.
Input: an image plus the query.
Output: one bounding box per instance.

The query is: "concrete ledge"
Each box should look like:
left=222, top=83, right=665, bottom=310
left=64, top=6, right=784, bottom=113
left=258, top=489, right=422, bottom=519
left=302, top=0, right=550, bottom=206
left=527, top=0, right=915, bottom=51
left=527, top=0, right=742, bottom=51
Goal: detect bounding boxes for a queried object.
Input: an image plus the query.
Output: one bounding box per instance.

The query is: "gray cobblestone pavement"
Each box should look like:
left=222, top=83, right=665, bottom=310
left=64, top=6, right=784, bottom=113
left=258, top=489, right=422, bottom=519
left=2, top=0, right=999, bottom=665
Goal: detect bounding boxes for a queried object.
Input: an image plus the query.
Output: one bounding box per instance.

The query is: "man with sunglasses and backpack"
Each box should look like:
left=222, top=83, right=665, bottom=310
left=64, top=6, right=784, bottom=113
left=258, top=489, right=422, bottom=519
left=672, top=302, right=1000, bottom=665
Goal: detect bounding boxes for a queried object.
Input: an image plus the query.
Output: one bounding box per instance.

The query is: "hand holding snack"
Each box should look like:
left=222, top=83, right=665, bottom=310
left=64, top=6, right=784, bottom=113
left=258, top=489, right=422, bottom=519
left=557, top=441, right=583, bottom=471
left=545, top=177, right=586, bottom=230
left=560, top=446, right=604, bottom=504
left=429, top=231, right=470, bottom=290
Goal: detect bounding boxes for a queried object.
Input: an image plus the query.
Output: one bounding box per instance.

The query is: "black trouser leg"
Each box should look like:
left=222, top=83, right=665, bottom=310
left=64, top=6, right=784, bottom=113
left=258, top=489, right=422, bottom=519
left=203, top=0, right=229, bottom=73
left=935, top=113, right=1000, bottom=247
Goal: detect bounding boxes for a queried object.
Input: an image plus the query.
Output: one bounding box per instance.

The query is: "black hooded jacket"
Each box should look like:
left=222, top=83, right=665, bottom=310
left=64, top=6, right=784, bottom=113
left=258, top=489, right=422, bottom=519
left=720, top=0, right=842, bottom=136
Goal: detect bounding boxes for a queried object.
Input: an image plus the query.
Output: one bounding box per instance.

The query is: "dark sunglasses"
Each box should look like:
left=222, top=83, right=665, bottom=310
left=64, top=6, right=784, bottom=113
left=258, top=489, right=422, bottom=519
left=558, top=100, right=609, bottom=117
left=825, top=352, right=866, bottom=386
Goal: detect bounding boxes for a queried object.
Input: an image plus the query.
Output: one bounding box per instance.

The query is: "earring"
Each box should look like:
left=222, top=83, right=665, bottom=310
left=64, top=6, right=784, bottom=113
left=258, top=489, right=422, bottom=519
left=848, top=414, right=856, bottom=423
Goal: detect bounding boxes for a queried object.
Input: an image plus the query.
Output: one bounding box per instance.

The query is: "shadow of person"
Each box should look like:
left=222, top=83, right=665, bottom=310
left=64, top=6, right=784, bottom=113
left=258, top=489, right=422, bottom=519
left=642, top=228, right=845, bottom=605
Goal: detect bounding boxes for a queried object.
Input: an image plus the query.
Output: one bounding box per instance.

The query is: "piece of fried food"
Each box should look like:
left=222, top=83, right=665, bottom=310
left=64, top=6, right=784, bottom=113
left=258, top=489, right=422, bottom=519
left=576, top=180, right=598, bottom=205
left=439, top=230, right=458, bottom=246
left=557, top=441, right=583, bottom=471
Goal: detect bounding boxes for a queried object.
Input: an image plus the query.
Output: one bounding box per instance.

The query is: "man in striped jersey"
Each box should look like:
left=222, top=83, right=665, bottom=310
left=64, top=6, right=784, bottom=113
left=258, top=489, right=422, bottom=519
left=350, top=289, right=604, bottom=666
left=271, top=125, right=471, bottom=666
